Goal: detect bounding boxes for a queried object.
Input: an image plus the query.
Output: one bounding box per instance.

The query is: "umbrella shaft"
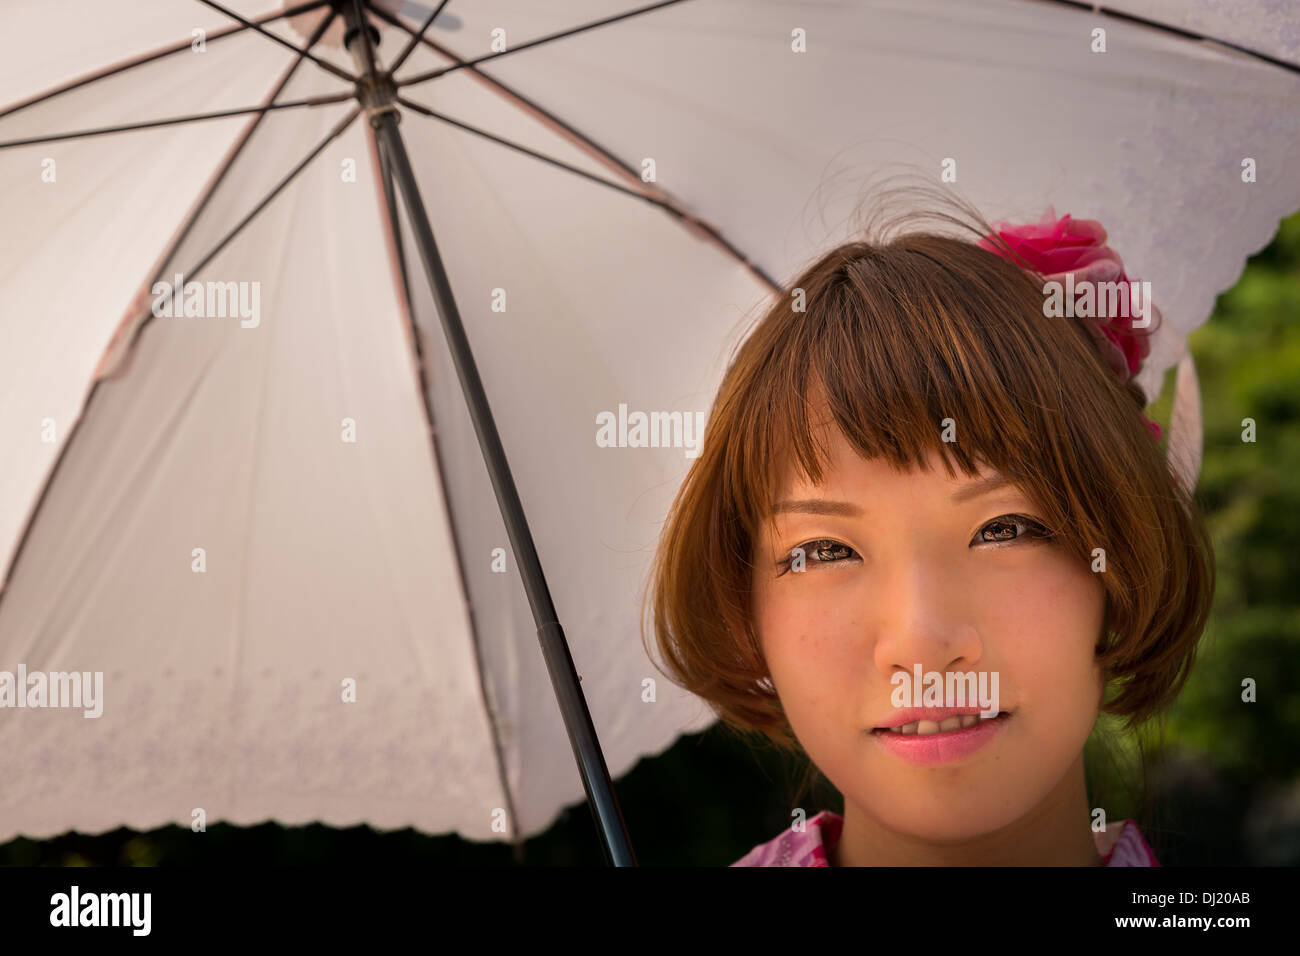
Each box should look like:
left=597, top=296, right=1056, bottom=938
left=341, top=0, right=637, bottom=867
left=377, top=113, right=637, bottom=869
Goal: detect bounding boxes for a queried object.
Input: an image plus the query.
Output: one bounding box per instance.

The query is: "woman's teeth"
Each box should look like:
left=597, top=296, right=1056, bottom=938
left=884, top=714, right=1002, bottom=735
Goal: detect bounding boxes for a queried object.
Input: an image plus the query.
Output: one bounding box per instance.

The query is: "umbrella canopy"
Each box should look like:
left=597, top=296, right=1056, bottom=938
left=0, top=0, right=1297, bottom=857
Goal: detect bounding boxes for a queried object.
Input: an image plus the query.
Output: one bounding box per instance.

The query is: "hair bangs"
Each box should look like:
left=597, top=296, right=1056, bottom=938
left=733, top=235, right=1061, bottom=549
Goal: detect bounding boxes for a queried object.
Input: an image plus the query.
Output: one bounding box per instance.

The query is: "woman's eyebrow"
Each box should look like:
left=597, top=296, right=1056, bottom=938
left=950, top=474, right=1014, bottom=502
left=773, top=475, right=1015, bottom=515
left=772, top=498, right=864, bottom=517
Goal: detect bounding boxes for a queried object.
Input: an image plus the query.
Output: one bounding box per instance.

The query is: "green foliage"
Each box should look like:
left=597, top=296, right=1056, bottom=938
left=1166, top=211, right=1300, bottom=782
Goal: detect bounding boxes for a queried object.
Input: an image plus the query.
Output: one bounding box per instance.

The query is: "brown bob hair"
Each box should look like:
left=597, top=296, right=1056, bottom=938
left=640, top=183, right=1215, bottom=818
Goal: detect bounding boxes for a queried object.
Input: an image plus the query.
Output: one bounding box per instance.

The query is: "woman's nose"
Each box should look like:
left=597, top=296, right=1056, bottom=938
left=870, top=553, right=984, bottom=676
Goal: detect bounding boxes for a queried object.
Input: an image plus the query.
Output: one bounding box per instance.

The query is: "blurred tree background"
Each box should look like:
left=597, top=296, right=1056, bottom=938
left=3, top=213, right=1296, bottom=868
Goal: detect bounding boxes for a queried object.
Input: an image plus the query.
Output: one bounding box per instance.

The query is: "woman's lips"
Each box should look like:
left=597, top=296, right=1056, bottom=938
left=870, top=712, right=1010, bottom=766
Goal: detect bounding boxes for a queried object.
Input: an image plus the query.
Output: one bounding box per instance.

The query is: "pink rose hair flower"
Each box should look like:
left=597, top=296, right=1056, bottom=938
left=977, top=207, right=1162, bottom=442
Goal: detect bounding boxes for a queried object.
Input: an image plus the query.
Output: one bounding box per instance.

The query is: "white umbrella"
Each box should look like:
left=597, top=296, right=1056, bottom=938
left=0, top=0, right=1296, bottom=864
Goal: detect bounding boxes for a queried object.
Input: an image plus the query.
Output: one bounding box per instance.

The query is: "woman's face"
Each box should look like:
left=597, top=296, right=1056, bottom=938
left=751, top=425, right=1107, bottom=841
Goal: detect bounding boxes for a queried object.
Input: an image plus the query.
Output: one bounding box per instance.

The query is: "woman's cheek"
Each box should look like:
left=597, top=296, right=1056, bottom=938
left=758, top=586, right=867, bottom=755
left=1003, top=550, right=1106, bottom=682
left=975, top=550, right=1107, bottom=761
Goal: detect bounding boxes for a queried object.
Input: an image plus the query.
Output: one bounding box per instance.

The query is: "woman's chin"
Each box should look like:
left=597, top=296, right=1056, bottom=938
left=864, top=795, right=1029, bottom=844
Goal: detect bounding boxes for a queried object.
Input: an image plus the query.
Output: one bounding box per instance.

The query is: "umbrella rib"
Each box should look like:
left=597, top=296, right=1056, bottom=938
left=0, top=106, right=360, bottom=605
left=0, top=0, right=331, bottom=121
left=376, top=136, right=412, bottom=310
left=151, top=106, right=362, bottom=321
left=194, top=0, right=359, bottom=84
left=1026, top=0, right=1300, bottom=75
left=394, top=0, right=693, bottom=88
left=367, top=123, right=525, bottom=851
left=394, top=95, right=667, bottom=205
left=370, top=4, right=642, bottom=189
left=0, top=94, right=355, bottom=150
left=369, top=3, right=780, bottom=294
left=145, top=9, right=344, bottom=309
left=394, top=95, right=782, bottom=294
left=365, top=0, right=526, bottom=843
left=0, top=12, right=346, bottom=603
left=385, top=0, right=454, bottom=75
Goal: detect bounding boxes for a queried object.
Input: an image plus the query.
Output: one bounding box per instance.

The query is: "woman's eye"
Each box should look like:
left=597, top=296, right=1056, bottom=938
left=777, top=539, right=860, bottom=575
left=974, top=514, right=1052, bottom=546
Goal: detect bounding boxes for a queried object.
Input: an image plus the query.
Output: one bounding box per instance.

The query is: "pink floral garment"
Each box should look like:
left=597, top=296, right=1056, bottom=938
left=730, top=811, right=1159, bottom=867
